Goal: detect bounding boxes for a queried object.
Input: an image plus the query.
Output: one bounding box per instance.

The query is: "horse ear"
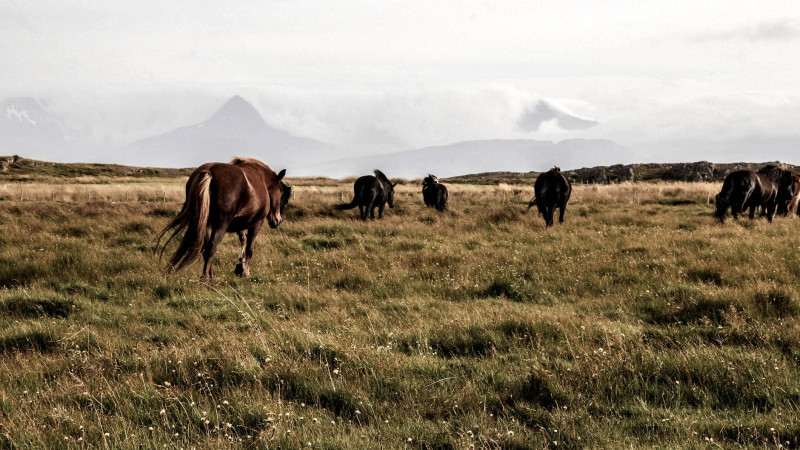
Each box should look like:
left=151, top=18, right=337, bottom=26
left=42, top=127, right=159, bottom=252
left=392, top=182, right=398, bottom=188
left=276, top=169, right=286, bottom=181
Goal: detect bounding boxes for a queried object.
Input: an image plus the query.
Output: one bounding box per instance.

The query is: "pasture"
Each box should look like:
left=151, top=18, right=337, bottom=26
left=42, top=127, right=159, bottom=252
left=1, top=177, right=799, bottom=448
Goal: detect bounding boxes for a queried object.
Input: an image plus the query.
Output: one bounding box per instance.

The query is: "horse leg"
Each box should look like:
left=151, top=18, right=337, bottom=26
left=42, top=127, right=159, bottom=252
left=238, top=223, right=262, bottom=277
left=767, top=203, right=776, bottom=223
left=558, top=204, right=567, bottom=224
left=235, top=231, right=247, bottom=277
left=359, top=205, right=367, bottom=221
left=378, top=202, right=385, bottom=219
left=201, top=225, right=227, bottom=282
left=369, top=198, right=377, bottom=219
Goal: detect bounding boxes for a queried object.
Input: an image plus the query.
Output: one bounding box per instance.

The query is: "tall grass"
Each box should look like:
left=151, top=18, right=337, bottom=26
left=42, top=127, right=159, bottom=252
left=0, top=177, right=798, bottom=448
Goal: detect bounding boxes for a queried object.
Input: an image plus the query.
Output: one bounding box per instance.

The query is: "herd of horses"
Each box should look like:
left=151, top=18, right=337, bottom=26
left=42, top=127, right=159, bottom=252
left=155, top=158, right=794, bottom=281
left=714, top=165, right=800, bottom=223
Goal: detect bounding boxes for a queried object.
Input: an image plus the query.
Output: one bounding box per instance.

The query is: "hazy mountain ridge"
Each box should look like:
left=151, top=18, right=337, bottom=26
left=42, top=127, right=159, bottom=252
left=303, top=138, right=634, bottom=178
left=2, top=95, right=799, bottom=178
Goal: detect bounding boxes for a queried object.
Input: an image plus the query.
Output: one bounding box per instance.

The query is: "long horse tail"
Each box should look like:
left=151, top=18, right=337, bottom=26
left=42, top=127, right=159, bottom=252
left=156, top=171, right=212, bottom=271
left=714, top=175, right=735, bottom=222
left=335, top=198, right=359, bottom=210
left=527, top=197, right=537, bottom=211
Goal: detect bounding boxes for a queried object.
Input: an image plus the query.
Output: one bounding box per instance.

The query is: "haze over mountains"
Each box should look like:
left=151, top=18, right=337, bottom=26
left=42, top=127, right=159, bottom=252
left=2, top=94, right=799, bottom=178
left=1, top=98, right=76, bottom=158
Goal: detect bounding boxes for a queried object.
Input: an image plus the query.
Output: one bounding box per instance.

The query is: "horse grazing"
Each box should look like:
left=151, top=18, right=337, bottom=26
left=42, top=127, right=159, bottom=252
left=422, top=174, right=448, bottom=212
left=714, top=168, right=778, bottom=223
left=336, top=169, right=396, bottom=220
left=754, top=165, right=781, bottom=222
left=527, top=167, right=572, bottom=227
left=156, top=157, right=288, bottom=281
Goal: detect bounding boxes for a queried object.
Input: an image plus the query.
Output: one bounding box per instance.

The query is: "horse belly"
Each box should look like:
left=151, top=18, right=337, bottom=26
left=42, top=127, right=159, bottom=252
left=227, top=216, right=260, bottom=233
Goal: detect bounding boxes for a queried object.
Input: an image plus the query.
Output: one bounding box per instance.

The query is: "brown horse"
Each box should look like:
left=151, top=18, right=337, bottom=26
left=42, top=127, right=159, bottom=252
left=156, top=157, right=287, bottom=281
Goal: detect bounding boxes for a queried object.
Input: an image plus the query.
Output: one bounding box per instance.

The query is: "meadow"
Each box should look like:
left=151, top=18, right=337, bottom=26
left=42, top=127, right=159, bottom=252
left=0, top=177, right=799, bottom=449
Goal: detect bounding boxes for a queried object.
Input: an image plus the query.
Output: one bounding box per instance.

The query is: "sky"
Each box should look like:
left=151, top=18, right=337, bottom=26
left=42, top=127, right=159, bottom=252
left=1, top=0, right=800, bottom=157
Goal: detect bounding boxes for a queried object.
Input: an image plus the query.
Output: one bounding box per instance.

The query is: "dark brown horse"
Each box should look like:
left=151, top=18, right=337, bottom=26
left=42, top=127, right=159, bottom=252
left=755, top=165, right=781, bottom=222
left=527, top=167, right=572, bottom=227
left=422, top=174, right=448, bottom=212
left=714, top=168, right=778, bottom=223
left=336, top=169, right=396, bottom=220
left=776, top=171, right=800, bottom=216
left=156, top=157, right=287, bottom=281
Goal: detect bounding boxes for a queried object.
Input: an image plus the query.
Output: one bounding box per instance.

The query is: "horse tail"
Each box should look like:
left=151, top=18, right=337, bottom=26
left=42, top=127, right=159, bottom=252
left=335, top=198, right=359, bottom=210
left=527, top=197, right=537, bottom=211
left=714, top=175, right=734, bottom=222
left=156, top=171, right=212, bottom=271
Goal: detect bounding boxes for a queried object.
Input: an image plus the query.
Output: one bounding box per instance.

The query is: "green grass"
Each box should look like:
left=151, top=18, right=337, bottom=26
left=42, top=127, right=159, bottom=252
left=0, top=181, right=799, bottom=448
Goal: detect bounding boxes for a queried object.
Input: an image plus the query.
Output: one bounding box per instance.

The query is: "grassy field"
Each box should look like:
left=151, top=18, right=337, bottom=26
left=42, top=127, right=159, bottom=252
left=1, top=178, right=799, bottom=448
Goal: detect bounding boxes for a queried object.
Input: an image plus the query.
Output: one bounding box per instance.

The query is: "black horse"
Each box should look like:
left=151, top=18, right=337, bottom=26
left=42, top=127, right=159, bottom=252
left=422, top=174, right=448, bottom=212
left=772, top=167, right=799, bottom=216
left=527, top=167, right=572, bottom=227
left=714, top=168, right=778, bottom=223
left=336, top=169, right=396, bottom=220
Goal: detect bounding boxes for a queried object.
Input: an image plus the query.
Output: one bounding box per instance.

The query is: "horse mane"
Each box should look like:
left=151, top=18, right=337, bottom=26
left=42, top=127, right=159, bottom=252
left=231, top=157, right=270, bottom=170
left=757, top=164, right=783, bottom=182
left=374, top=169, right=390, bottom=184
left=423, top=174, right=439, bottom=186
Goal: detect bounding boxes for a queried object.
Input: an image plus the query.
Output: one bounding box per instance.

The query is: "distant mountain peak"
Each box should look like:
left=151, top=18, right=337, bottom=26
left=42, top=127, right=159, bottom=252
left=208, top=95, right=268, bottom=128
left=123, top=95, right=333, bottom=169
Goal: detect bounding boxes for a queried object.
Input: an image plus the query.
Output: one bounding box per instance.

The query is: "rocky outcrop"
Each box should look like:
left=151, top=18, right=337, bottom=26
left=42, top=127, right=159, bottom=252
left=566, top=161, right=797, bottom=184
left=445, top=161, right=800, bottom=185
left=0, top=155, right=21, bottom=173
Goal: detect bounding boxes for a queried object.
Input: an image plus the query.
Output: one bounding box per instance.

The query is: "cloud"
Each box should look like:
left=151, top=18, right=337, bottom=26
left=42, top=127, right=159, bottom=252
left=694, top=19, right=800, bottom=42
left=516, top=101, right=598, bottom=132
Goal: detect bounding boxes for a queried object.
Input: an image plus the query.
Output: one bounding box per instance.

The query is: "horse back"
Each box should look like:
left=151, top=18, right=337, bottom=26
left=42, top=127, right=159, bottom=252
left=354, top=175, right=382, bottom=204
left=535, top=171, right=571, bottom=206
left=205, top=162, right=269, bottom=222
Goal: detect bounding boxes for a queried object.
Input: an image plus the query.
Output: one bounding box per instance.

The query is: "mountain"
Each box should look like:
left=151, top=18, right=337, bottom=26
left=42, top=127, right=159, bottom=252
left=301, top=139, right=633, bottom=178
left=0, top=97, right=72, bottom=158
left=123, top=95, right=335, bottom=170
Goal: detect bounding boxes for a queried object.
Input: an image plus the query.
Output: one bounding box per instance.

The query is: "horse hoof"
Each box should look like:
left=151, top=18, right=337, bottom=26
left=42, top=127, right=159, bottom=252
left=234, top=264, right=249, bottom=277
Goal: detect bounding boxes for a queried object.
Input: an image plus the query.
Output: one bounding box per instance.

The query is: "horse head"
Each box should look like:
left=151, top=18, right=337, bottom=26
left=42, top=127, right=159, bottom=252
left=267, top=169, right=287, bottom=228
left=387, top=182, right=397, bottom=208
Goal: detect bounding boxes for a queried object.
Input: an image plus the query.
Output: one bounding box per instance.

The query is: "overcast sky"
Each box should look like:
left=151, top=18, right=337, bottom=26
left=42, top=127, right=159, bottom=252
left=2, top=0, right=799, bottom=154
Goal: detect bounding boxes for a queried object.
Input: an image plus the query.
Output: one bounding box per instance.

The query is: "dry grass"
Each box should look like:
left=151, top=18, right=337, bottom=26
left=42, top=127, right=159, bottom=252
left=1, top=178, right=799, bottom=448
